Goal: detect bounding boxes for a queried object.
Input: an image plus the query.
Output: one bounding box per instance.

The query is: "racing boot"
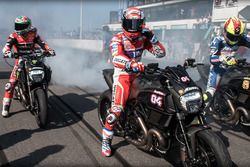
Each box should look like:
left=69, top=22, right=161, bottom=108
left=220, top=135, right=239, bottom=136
left=101, top=128, right=114, bottom=157
left=2, top=98, right=11, bottom=117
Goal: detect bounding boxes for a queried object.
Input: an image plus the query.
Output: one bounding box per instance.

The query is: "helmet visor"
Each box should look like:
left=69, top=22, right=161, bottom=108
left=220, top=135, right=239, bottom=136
left=122, top=18, right=144, bottom=32
left=226, top=32, right=240, bottom=42
left=15, top=23, right=29, bottom=31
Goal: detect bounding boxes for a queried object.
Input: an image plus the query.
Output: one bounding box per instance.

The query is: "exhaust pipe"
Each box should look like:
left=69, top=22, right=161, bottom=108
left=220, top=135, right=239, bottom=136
left=146, top=128, right=166, bottom=152
left=213, top=98, right=238, bottom=123
left=125, top=116, right=148, bottom=147
left=125, top=112, right=166, bottom=152
left=236, top=107, right=250, bottom=121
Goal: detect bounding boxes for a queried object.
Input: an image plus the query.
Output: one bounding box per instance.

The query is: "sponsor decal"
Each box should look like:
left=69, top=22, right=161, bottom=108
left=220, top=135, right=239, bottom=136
left=242, top=80, right=250, bottom=90
left=243, top=77, right=250, bottom=80
left=111, top=44, right=118, bottom=56
left=235, top=27, right=240, bottom=34
left=184, top=87, right=199, bottom=93
left=153, top=90, right=165, bottom=96
left=113, top=57, right=126, bottom=64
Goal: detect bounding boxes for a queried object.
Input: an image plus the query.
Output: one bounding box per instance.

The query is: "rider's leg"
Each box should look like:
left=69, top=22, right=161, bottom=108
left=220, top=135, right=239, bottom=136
left=2, top=60, right=18, bottom=117
left=101, top=74, right=135, bottom=157
left=204, top=65, right=225, bottom=103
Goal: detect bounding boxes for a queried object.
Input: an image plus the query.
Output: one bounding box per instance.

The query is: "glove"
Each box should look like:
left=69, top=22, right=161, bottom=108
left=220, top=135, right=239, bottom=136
left=47, top=49, right=55, bottom=56
left=125, top=61, right=144, bottom=73
left=221, top=55, right=236, bottom=66
left=142, top=28, right=158, bottom=44
left=3, top=51, right=13, bottom=58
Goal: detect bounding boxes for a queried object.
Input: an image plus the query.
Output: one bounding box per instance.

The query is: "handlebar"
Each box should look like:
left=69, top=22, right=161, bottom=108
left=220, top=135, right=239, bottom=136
left=6, top=51, right=52, bottom=60
left=220, top=58, right=249, bottom=68
left=183, top=58, right=204, bottom=68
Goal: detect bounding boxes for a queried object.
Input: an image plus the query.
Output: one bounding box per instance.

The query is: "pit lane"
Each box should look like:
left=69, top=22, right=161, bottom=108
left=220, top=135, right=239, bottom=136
left=0, top=50, right=250, bottom=166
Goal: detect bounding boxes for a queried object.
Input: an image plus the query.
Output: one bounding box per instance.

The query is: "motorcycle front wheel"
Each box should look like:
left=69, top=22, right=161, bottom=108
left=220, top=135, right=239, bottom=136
left=34, top=88, right=48, bottom=128
left=182, top=129, right=232, bottom=167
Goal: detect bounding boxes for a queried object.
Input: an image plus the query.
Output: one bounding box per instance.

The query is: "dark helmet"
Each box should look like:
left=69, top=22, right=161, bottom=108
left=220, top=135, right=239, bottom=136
left=15, top=16, right=32, bottom=35
left=121, top=7, right=145, bottom=40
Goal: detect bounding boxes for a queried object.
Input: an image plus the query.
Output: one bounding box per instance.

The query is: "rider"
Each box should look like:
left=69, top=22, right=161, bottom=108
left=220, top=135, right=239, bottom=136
left=101, top=7, right=166, bottom=157
left=203, top=16, right=250, bottom=103
left=2, top=16, right=55, bottom=117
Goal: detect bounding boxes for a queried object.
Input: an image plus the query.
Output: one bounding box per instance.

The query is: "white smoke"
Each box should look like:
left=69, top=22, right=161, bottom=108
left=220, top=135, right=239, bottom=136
left=46, top=47, right=111, bottom=92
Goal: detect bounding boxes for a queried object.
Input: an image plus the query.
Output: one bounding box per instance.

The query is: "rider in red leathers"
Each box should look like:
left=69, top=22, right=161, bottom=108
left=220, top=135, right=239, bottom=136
left=101, top=7, right=166, bottom=157
left=2, top=16, right=55, bottom=117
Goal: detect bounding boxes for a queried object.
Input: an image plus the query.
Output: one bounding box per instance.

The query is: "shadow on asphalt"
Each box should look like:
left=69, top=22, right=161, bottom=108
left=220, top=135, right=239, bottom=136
left=46, top=93, right=97, bottom=130
left=112, top=140, right=130, bottom=153
left=8, top=109, right=29, bottom=117
left=0, top=128, right=44, bottom=150
left=8, top=145, right=64, bottom=166
left=49, top=93, right=97, bottom=115
left=0, top=71, right=11, bottom=80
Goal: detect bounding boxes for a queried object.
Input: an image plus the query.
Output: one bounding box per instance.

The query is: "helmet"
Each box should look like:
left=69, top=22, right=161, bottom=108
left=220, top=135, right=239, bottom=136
left=224, top=16, right=245, bottom=45
left=14, top=16, right=32, bottom=35
left=121, top=7, right=145, bottom=41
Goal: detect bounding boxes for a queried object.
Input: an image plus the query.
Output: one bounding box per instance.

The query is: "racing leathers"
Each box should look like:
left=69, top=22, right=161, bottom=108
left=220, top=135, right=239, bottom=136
left=2, top=27, right=54, bottom=117
left=206, top=34, right=250, bottom=97
left=102, top=28, right=166, bottom=155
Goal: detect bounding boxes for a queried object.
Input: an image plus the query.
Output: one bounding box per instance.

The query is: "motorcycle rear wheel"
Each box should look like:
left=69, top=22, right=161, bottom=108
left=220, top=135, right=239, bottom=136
left=98, top=89, right=123, bottom=136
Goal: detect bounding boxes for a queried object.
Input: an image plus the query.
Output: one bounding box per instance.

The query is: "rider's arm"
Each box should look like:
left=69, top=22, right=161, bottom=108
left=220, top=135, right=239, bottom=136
left=2, top=33, right=17, bottom=56
left=110, top=34, right=130, bottom=69
left=209, top=37, right=222, bottom=66
left=33, top=29, right=53, bottom=52
left=240, top=34, right=250, bottom=48
left=143, top=28, right=166, bottom=58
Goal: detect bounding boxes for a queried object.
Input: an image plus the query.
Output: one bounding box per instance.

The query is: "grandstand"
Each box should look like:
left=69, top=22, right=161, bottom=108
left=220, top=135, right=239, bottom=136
left=107, top=0, right=250, bottom=63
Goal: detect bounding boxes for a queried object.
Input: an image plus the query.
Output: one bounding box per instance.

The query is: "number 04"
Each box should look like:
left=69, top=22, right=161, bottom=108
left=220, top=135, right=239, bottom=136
left=150, top=94, right=163, bottom=107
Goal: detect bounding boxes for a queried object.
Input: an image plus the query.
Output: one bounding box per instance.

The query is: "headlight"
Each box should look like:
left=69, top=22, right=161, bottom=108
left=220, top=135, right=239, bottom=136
left=29, top=70, right=45, bottom=82
left=180, top=87, right=202, bottom=113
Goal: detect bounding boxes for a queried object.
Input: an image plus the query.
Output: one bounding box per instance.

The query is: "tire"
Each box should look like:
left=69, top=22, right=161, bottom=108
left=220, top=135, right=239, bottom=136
left=184, top=129, right=232, bottom=167
left=98, top=89, right=112, bottom=127
left=97, top=89, right=123, bottom=136
left=34, top=88, right=48, bottom=128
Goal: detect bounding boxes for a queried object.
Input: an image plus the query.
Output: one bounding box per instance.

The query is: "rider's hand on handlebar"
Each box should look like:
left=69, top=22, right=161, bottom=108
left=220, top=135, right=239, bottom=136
left=46, top=49, right=56, bottom=57
left=3, top=51, right=13, bottom=58
left=125, top=61, right=145, bottom=73
left=221, top=55, right=237, bottom=66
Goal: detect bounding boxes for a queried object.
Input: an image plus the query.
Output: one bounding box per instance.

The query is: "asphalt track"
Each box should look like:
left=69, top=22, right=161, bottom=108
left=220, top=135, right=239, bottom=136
left=0, top=52, right=250, bottom=167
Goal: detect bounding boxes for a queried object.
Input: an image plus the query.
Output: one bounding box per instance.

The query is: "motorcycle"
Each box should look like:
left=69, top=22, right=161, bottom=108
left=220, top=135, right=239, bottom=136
left=206, top=58, right=250, bottom=126
left=98, top=58, right=232, bottom=166
left=13, top=50, right=52, bottom=128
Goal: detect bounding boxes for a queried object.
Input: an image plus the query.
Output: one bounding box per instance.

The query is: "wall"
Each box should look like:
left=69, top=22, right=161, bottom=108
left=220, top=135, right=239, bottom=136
left=48, top=39, right=104, bottom=52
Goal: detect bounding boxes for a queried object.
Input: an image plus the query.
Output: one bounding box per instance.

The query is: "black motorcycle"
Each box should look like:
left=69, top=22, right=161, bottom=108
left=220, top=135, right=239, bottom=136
left=98, top=58, right=232, bottom=166
left=207, top=58, right=250, bottom=126
left=14, top=50, right=52, bottom=128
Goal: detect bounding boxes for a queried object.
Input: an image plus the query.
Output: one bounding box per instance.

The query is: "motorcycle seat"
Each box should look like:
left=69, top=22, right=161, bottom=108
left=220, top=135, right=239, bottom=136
left=103, top=69, right=114, bottom=90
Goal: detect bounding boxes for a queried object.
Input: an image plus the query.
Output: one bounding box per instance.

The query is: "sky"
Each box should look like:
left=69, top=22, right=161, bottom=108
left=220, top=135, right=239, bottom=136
left=0, top=0, right=122, bottom=33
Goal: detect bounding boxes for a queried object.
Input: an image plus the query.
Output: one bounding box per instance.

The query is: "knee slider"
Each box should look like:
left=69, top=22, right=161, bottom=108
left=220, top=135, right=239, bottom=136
left=5, top=82, right=12, bottom=91
left=106, top=106, right=122, bottom=125
left=106, top=113, right=118, bottom=124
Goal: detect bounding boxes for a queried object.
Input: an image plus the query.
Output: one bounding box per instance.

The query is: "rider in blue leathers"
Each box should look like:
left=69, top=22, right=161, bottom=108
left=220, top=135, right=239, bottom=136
left=204, top=16, right=250, bottom=102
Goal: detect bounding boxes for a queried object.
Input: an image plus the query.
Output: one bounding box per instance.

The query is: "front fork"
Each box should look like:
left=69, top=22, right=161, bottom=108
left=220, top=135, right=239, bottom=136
left=177, top=112, right=211, bottom=164
left=176, top=113, right=194, bottom=160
